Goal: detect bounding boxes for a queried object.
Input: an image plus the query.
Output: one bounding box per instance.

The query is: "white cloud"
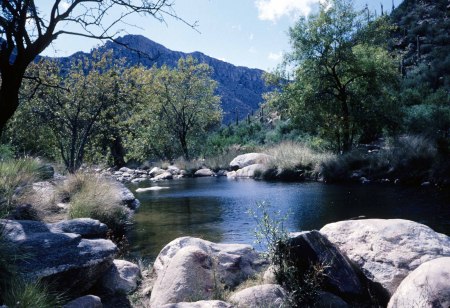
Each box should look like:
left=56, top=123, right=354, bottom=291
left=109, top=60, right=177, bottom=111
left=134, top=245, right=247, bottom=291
left=249, top=33, right=254, bottom=41
left=231, top=24, right=242, bottom=32
left=59, top=1, right=71, bottom=11
left=255, top=0, right=325, bottom=21
left=268, top=51, right=283, bottom=61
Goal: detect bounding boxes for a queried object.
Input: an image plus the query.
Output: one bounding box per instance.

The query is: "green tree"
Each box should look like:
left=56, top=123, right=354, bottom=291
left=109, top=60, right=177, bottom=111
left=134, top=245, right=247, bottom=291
left=16, top=53, right=133, bottom=172
left=278, top=0, right=399, bottom=153
left=0, top=0, right=190, bottom=137
left=127, top=57, right=222, bottom=160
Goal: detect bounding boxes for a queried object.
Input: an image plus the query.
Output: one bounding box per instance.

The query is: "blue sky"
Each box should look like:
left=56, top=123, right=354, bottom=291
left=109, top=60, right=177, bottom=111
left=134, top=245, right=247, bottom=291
left=41, top=0, right=402, bottom=71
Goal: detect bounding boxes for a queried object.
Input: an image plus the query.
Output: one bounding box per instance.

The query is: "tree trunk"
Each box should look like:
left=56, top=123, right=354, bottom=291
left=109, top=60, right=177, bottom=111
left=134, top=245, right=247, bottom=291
left=341, top=97, right=352, bottom=153
left=180, top=135, right=189, bottom=160
left=110, top=135, right=126, bottom=168
left=0, top=72, right=23, bottom=137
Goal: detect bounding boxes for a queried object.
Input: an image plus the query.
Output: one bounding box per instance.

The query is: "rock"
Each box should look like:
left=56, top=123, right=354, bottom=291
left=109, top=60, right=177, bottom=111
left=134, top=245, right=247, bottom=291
left=235, top=164, right=265, bottom=178
left=112, top=181, right=140, bottom=210
left=229, top=153, right=272, bottom=170
left=149, top=167, right=166, bottom=177
left=99, top=260, right=140, bottom=295
left=135, top=169, right=148, bottom=175
left=153, top=171, right=173, bottom=181
left=263, top=265, right=277, bottom=284
left=315, top=291, right=350, bottom=308
left=167, top=165, right=181, bottom=175
left=50, top=218, right=108, bottom=238
left=226, top=171, right=237, bottom=178
left=229, top=284, right=287, bottom=308
left=194, top=168, right=215, bottom=177
left=114, top=171, right=123, bottom=176
left=160, top=301, right=233, bottom=308
left=122, top=172, right=132, bottom=178
left=1, top=219, right=117, bottom=295
left=320, top=219, right=450, bottom=296
left=216, top=170, right=228, bottom=176
left=388, top=257, right=450, bottom=308
left=150, top=246, right=216, bottom=307
left=63, top=295, right=102, bottom=308
left=131, top=177, right=146, bottom=183
left=150, top=237, right=267, bottom=306
left=119, top=167, right=133, bottom=173
left=287, top=231, right=370, bottom=302
left=136, top=186, right=170, bottom=192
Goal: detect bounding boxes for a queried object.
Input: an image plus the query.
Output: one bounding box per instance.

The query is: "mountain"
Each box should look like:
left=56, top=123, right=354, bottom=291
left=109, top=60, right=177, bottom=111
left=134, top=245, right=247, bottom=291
left=390, top=0, right=450, bottom=89
left=60, top=35, right=269, bottom=123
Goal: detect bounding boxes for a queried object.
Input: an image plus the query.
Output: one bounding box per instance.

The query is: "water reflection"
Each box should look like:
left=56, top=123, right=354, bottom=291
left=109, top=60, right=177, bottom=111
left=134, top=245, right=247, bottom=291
left=128, top=178, right=450, bottom=261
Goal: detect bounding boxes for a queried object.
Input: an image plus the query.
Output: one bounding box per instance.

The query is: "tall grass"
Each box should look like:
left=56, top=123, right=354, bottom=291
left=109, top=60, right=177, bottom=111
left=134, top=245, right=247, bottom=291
left=260, top=141, right=334, bottom=180
left=61, top=173, right=130, bottom=234
left=0, top=158, right=41, bottom=217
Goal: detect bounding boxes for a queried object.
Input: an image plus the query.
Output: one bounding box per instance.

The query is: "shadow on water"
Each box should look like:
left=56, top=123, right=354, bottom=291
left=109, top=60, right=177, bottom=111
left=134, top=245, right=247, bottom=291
left=127, top=177, right=450, bottom=261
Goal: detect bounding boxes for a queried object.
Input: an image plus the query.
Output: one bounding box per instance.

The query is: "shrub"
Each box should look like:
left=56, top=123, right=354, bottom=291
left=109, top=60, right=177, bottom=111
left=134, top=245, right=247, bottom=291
left=0, top=158, right=42, bottom=217
left=248, top=202, right=325, bottom=306
left=62, top=173, right=130, bottom=234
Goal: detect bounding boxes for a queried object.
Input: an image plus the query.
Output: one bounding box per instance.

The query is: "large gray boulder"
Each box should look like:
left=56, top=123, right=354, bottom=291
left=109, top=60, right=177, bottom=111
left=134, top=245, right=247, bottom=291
left=1, top=219, right=117, bottom=295
left=229, top=153, right=272, bottom=170
left=229, top=284, right=287, bottom=308
left=287, top=231, right=372, bottom=302
left=235, top=164, right=266, bottom=178
left=150, top=237, right=267, bottom=307
left=50, top=218, right=108, bottom=238
left=153, top=171, right=174, bottom=181
left=149, top=167, right=166, bottom=177
left=388, top=257, right=450, bottom=308
left=160, top=301, right=233, bottom=308
left=320, top=219, right=450, bottom=296
left=98, top=259, right=140, bottom=295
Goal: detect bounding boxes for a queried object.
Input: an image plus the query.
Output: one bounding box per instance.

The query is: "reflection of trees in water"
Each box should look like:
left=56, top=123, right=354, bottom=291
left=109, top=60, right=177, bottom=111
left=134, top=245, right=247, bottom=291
left=130, top=197, right=224, bottom=260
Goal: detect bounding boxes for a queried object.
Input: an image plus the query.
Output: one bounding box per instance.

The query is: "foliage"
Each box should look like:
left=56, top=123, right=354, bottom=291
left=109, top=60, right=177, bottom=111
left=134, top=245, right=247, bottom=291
left=62, top=173, right=130, bottom=234
left=248, top=202, right=325, bottom=306
left=271, top=0, right=399, bottom=153
left=0, top=158, right=41, bottom=217
left=0, top=0, right=185, bottom=137
left=126, top=56, right=222, bottom=161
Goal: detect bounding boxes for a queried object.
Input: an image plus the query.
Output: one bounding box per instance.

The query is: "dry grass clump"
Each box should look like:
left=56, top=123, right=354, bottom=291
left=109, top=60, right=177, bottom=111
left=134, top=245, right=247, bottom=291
left=260, top=141, right=334, bottom=180
left=61, top=173, right=130, bottom=233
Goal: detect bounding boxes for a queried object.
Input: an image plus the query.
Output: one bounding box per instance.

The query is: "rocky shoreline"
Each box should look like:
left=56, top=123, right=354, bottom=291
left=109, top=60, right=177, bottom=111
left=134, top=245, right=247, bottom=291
left=2, top=214, right=449, bottom=307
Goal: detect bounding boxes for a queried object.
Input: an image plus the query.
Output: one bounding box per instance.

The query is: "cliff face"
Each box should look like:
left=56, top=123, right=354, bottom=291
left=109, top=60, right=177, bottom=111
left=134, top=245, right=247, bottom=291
left=61, top=35, right=269, bottom=123
left=390, top=0, right=450, bottom=89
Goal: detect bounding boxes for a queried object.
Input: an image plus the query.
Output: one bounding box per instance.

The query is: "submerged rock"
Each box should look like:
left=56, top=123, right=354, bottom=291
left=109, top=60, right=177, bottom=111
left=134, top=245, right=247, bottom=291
left=320, top=219, right=450, bottom=296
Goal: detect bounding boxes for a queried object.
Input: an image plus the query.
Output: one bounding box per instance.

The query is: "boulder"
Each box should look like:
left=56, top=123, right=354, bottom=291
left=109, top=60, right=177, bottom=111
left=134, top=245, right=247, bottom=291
left=194, top=168, right=215, bottom=177
left=112, top=181, right=140, bottom=210
left=320, top=219, right=450, bottom=296
left=98, top=259, right=140, bottom=294
left=229, top=284, right=287, bottom=308
left=50, top=218, right=108, bottom=238
left=63, top=295, right=102, bottom=308
left=149, top=167, right=166, bottom=177
left=119, top=167, right=133, bottom=173
left=150, top=237, right=267, bottom=306
left=1, top=219, right=117, bottom=295
left=388, top=257, right=450, bottom=308
left=226, top=171, right=237, bottom=178
left=131, top=177, right=146, bottom=183
left=287, top=231, right=370, bottom=302
left=153, top=171, right=173, bottom=181
left=229, top=153, right=272, bottom=170
left=160, top=301, right=233, bottom=308
left=167, top=165, right=181, bottom=175
left=235, top=164, right=265, bottom=178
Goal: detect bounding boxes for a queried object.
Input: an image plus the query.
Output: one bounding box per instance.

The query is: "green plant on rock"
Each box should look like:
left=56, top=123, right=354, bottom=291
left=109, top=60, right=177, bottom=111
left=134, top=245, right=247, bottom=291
left=248, top=202, right=325, bottom=307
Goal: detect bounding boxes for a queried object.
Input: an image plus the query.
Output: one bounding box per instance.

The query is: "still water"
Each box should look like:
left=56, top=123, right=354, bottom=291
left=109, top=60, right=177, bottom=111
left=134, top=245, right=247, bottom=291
left=127, top=177, right=450, bottom=260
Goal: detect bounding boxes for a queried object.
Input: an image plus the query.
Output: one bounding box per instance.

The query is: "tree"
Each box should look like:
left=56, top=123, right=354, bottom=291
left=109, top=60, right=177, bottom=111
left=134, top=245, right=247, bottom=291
left=0, top=0, right=189, bottom=137
left=18, top=52, right=133, bottom=172
left=127, top=56, right=222, bottom=160
left=279, top=0, right=399, bottom=153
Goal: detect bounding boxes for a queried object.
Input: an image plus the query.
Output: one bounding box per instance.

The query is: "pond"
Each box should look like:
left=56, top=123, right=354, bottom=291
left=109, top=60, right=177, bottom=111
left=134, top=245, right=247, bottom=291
left=127, top=177, right=450, bottom=261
